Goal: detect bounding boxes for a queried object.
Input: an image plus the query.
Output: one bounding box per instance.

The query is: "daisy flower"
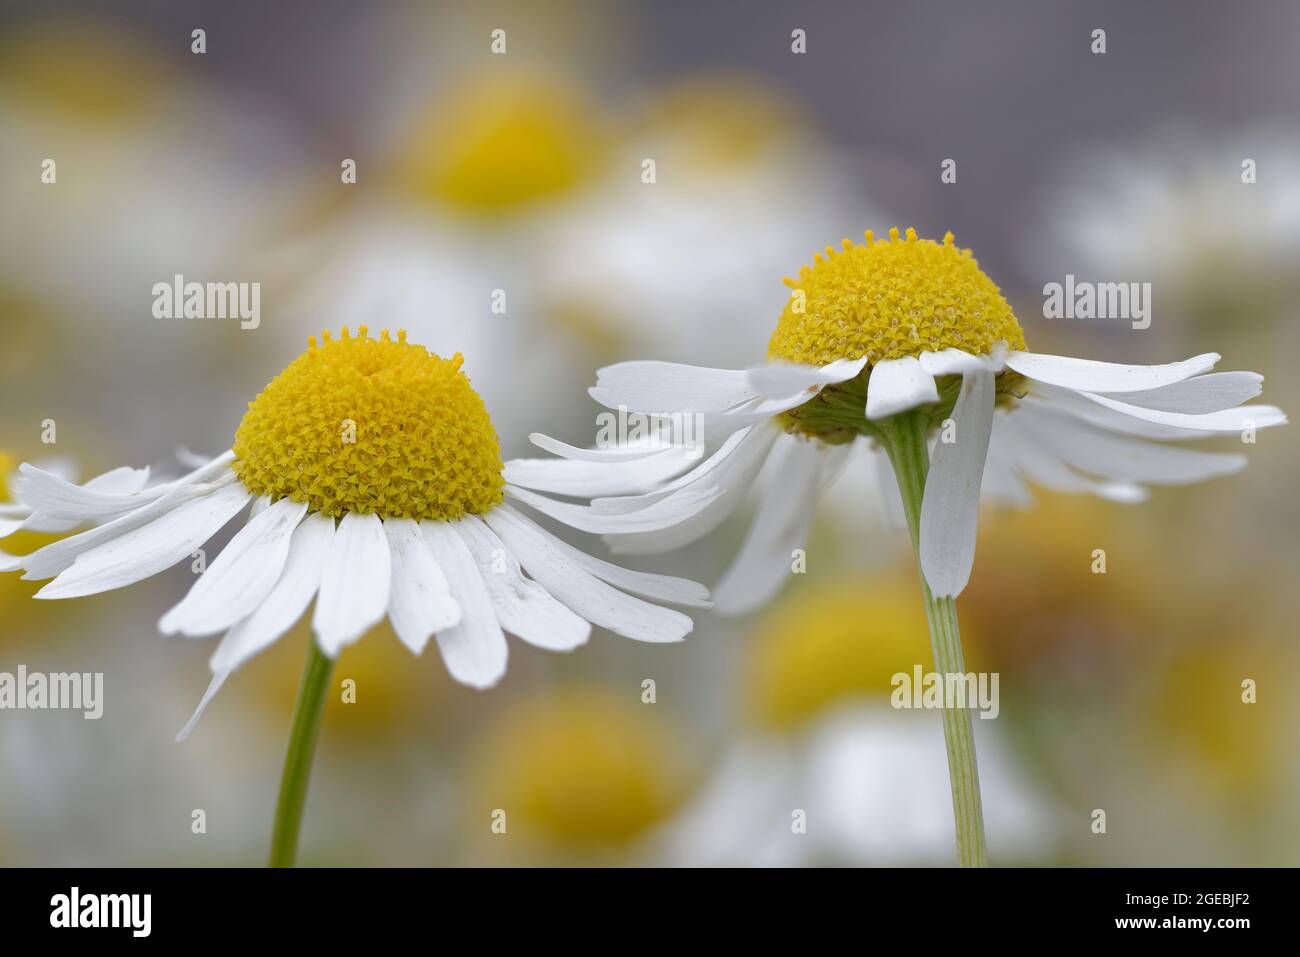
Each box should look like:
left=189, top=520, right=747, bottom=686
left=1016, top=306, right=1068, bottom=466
left=522, top=227, right=1286, bottom=865
left=0, top=327, right=707, bottom=866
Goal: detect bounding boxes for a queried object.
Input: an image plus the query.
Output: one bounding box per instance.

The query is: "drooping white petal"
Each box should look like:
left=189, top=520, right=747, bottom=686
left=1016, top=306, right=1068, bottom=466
left=872, top=447, right=908, bottom=529
left=505, top=481, right=723, bottom=535
left=35, top=480, right=251, bottom=599
left=16, top=451, right=234, bottom=523
left=1023, top=387, right=1213, bottom=440
left=210, top=514, right=334, bottom=674
left=485, top=505, right=693, bottom=643
left=20, top=476, right=237, bottom=581
left=745, top=356, right=867, bottom=399
left=384, top=517, right=460, bottom=656
left=589, top=361, right=758, bottom=413
left=713, top=435, right=822, bottom=615
left=992, top=415, right=1148, bottom=502
left=592, top=426, right=758, bottom=515
left=1074, top=392, right=1287, bottom=433
left=159, top=497, right=307, bottom=637
left=527, top=433, right=670, bottom=463
left=1005, top=351, right=1219, bottom=393
left=1014, top=406, right=1246, bottom=484
left=865, top=356, right=940, bottom=420
left=503, top=445, right=700, bottom=498
left=1100, top=371, right=1262, bottom=414
left=422, top=520, right=508, bottom=689
left=312, top=512, right=391, bottom=658
left=13, top=464, right=156, bottom=535
left=920, top=369, right=995, bottom=598
left=602, top=423, right=783, bottom=555
left=174, top=671, right=230, bottom=743
left=454, top=514, right=590, bottom=652
left=493, top=506, right=709, bottom=607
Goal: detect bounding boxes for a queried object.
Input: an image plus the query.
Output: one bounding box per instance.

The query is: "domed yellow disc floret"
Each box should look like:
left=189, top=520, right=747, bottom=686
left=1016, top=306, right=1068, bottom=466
left=232, top=328, right=504, bottom=521
left=768, top=227, right=1026, bottom=367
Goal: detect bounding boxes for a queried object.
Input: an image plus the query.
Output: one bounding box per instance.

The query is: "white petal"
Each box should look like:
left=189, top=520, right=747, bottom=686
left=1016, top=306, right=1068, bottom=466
left=1024, top=387, right=1213, bottom=440
left=503, top=445, right=700, bottom=498
left=1014, top=407, right=1245, bottom=485
left=1005, top=351, right=1219, bottom=393
left=589, top=361, right=758, bottom=413
left=454, top=515, right=590, bottom=651
left=312, top=512, right=391, bottom=657
left=504, top=482, right=723, bottom=535
left=384, top=517, right=460, bottom=656
left=603, top=423, right=782, bottom=555
left=1074, top=392, right=1287, bottom=433
left=865, top=356, right=940, bottom=420
left=159, top=497, right=307, bottom=637
left=871, top=447, right=908, bottom=528
left=16, top=451, right=233, bottom=523
left=494, top=506, right=709, bottom=607
left=918, top=347, right=1005, bottom=377
left=174, top=671, right=229, bottom=743
left=210, top=514, right=334, bottom=673
left=592, top=425, right=758, bottom=515
left=20, top=475, right=236, bottom=581
left=0, top=515, right=29, bottom=538
left=920, top=369, right=995, bottom=598
left=712, top=435, right=822, bottom=615
left=36, top=481, right=251, bottom=599
left=527, top=433, right=671, bottom=463
left=1101, top=371, right=1263, bottom=414
left=745, top=356, right=867, bottom=399
left=485, top=505, right=693, bottom=643
left=422, top=520, right=508, bottom=689
left=992, top=415, right=1148, bottom=502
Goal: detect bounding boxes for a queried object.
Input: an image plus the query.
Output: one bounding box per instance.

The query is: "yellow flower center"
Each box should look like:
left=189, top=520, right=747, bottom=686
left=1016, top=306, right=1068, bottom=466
left=232, top=328, right=504, bottom=521
left=747, top=576, right=938, bottom=729
left=768, top=227, right=1026, bottom=367
left=396, top=69, right=602, bottom=215
left=471, top=690, right=689, bottom=849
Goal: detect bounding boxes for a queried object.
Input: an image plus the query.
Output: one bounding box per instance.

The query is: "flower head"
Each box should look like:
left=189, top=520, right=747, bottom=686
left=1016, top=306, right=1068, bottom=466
left=516, top=228, right=1287, bottom=612
left=1, top=329, right=707, bottom=735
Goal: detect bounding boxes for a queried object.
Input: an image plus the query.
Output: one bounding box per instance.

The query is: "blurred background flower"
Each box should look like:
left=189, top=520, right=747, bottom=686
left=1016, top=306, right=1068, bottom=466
left=0, top=0, right=1297, bottom=866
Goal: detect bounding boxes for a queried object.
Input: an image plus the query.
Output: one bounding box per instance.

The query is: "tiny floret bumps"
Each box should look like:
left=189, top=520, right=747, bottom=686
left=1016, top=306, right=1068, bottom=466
left=768, top=228, right=1026, bottom=366
left=233, top=327, right=504, bottom=520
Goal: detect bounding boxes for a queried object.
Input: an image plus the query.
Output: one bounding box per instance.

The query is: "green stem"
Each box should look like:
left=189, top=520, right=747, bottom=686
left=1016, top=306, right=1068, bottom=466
left=269, top=641, right=334, bottom=868
left=880, top=410, right=989, bottom=868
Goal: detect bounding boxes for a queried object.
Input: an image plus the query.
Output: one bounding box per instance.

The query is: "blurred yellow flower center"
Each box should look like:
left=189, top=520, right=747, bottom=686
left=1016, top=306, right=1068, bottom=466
left=748, top=577, right=936, bottom=729
left=472, top=691, right=688, bottom=848
left=768, top=227, right=1026, bottom=367
left=398, top=71, right=601, bottom=214
left=232, top=328, right=504, bottom=521
left=0, top=451, right=13, bottom=502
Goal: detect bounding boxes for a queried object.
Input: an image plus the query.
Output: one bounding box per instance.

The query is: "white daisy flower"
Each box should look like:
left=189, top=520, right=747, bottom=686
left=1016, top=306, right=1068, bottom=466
left=515, top=226, right=1285, bottom=866
left=521, top=227, right=1286, bottom=612
left=3, top=326, right=705, bottom=700
left=0, top=327, right=707, bottom=864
